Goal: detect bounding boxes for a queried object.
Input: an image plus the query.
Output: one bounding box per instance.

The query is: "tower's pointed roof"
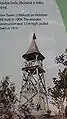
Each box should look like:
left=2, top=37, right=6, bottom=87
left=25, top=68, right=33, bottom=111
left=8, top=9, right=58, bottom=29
left=22, top=33, right=45, bottom=61
left=26, top=33, right=39, bottom=54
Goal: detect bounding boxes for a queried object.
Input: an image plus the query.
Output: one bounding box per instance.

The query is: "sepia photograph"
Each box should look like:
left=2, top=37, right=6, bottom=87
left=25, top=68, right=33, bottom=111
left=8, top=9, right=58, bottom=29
left=0, top=0, right=67, bottom=119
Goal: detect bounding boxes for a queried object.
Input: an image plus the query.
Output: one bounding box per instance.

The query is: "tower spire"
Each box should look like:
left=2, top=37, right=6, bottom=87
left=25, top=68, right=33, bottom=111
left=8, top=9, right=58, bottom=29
left=33, top=33, right=36, bottom=40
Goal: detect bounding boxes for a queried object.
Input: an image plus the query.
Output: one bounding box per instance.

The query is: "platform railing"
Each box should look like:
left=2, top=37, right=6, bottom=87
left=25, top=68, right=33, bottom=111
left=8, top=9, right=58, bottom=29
left=24, top=60, right=43, bottom=68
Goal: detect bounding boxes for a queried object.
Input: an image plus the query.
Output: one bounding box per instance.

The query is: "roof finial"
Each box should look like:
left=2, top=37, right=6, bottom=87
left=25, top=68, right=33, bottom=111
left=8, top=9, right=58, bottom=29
left=33, top=33, right=36, bottom=40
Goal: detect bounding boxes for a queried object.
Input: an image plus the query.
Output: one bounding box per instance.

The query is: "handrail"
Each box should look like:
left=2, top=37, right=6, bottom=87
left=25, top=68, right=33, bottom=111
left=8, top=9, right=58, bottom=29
left=24, top=60, right=43, bottom=68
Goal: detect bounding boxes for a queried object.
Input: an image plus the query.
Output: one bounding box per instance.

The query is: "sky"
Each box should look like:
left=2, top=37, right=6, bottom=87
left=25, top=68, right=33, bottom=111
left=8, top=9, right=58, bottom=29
left=0, top=0, right=67, bottom=99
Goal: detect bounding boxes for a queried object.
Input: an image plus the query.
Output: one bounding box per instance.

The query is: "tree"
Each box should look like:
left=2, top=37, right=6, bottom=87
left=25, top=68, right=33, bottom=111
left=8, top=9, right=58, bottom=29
left=55, top=49, right=67, bottom=66
left=48, top=76, right=65, bottom=112
left=0, top=75, right=34, bottom=119
left=0, top=75, right=17, bottom=119
left=55, top=49, right=67, bottom=96
left=48, top=49, right=67, bottom=114
left=55, top=49, right=67, bottom=116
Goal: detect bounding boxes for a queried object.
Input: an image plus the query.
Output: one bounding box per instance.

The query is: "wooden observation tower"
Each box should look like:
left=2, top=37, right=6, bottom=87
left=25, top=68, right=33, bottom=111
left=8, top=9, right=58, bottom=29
left=20, top=33, right=49, bottom=115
